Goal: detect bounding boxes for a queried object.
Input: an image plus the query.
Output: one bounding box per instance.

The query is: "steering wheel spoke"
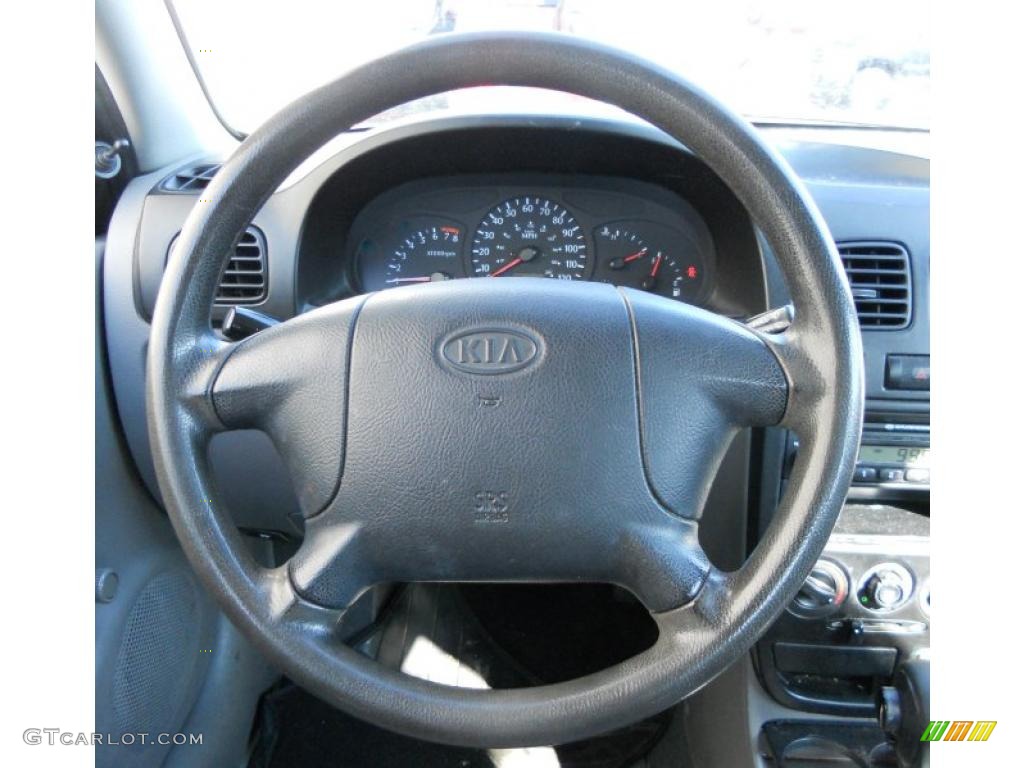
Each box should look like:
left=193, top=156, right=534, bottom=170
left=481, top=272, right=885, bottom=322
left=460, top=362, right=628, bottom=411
left=622, top=288, right=789, bottom=519
left=209, top=297, right=366, bottom=516
left=256, top=563, right=348, bottom=641
left=163, top=331, right=237, bottom=434
left=754, top=321, right=843, bottom=437
left=287, top=495, right=713, bottom=613
left=615, top=519, right=713, bottom=611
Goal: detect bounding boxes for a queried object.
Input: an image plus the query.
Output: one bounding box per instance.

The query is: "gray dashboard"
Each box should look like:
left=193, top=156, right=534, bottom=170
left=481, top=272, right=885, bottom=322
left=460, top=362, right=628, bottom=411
left=103, top=114, right=930, bottom=536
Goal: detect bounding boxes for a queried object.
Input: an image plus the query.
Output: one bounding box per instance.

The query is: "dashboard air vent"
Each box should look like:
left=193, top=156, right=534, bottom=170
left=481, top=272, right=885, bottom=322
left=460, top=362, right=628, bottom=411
left=216, top=228, right=267, bottom=305
left=167, top=227, right=267, bottom=306
left=161, top=162, right=222, bottom=192
left=837, top=241, right=911, bottom=329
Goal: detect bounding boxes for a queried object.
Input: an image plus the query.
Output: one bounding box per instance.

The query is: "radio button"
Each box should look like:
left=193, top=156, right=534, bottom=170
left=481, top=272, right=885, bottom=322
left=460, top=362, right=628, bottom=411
left=854, top=466, right=878, bottom=483
left=904, top=468, right=930, bottom=483
left=879, top=468, right=904, bottom=482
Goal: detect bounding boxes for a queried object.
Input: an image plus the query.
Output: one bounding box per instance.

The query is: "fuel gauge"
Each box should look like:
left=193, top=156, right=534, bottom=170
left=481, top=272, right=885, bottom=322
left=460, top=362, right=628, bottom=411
left=593, top=223, right=704, bottom=302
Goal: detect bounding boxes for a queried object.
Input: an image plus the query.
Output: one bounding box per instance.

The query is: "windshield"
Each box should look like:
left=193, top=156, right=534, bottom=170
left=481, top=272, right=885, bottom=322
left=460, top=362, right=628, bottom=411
left=172, top=0, right=929, bottom=134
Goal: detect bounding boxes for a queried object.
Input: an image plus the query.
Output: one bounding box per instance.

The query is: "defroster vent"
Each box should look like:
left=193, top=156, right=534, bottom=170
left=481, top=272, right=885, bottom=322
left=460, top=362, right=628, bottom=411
left=838, top=241, right=912, bottom=329
left=161, top=162, right=222, bottom=192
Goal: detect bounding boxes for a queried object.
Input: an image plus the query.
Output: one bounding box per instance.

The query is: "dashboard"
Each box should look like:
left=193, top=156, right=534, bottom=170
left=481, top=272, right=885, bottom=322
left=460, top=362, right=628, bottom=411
left=349, top=176, right=714, bottom=304
left=108, top=114, right=930, bottom=538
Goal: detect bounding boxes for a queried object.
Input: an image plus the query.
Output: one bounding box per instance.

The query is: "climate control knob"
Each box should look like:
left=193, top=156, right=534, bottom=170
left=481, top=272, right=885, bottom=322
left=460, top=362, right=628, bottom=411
left=789, top=559, right=848, bottom=618
left=858, top=563, right=914, bottom=612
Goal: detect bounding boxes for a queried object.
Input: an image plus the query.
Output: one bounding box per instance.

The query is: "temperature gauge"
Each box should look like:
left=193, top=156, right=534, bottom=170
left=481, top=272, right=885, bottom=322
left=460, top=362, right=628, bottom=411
left=593, top=223, right=705, bottom=302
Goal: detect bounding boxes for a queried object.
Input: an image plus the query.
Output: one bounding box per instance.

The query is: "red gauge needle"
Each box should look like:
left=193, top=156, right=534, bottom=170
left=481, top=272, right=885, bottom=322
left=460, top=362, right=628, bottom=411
left=488, top=257, right=524, bottom=277
left=623, top=248, right=648, bottom=264
left=649, top=252, right=664, bottom=278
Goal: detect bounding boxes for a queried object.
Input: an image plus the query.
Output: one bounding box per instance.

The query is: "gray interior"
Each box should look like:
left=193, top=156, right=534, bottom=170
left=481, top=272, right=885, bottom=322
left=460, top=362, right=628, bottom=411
left=96, top=7, right=930, bottom=768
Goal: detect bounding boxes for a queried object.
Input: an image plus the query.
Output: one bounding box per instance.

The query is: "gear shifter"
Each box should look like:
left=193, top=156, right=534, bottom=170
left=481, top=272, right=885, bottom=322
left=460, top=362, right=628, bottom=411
left=878, top=659, right=930, bottom=767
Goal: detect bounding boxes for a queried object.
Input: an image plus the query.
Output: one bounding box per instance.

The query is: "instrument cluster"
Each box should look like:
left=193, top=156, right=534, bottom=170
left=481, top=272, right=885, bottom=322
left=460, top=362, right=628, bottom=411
left=350, top=176, right=716, bottom=305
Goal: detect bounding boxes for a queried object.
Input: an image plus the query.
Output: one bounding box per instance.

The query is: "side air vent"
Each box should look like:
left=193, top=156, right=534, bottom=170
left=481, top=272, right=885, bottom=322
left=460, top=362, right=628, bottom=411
left=166, top=227, right=267, bottom=306
left=837, top=241, right=912, bottom=329
left=217, top=228, right=268, bottom=304
left=161, top=162, right=222, bottom=192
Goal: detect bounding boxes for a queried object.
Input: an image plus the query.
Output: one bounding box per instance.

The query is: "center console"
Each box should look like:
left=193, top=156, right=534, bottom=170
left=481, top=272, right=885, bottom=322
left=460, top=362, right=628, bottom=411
left=754, top=416, right=930, bottom=765
left=755, top=504, right=929, bottom=718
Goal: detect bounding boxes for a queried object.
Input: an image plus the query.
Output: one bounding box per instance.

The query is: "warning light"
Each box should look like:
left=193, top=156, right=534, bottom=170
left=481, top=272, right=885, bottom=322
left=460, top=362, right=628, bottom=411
left=686, top=265, right=698, bottom=279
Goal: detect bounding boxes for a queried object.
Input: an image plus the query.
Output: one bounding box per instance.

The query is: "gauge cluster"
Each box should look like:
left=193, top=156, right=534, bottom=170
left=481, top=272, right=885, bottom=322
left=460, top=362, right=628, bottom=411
left=350, top=176, right=715, bottom=304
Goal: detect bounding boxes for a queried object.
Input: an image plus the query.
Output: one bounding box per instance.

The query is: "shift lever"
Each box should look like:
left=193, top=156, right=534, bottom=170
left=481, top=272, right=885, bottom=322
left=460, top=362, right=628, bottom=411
left=878, top=659, right=930, bottom=767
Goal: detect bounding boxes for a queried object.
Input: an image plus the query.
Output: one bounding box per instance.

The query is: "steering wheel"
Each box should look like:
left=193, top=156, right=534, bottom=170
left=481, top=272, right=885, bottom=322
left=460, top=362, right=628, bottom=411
left=147, top=32, right=863, bottom=748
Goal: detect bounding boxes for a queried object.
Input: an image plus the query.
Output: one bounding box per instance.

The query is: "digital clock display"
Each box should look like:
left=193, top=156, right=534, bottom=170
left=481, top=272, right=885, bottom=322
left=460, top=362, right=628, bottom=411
left=858, top=445, right=930, bottom=467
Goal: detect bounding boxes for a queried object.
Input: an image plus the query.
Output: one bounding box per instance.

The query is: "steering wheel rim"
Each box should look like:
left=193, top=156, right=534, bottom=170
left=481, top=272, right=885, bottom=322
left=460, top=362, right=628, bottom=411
left=147, top=31, right=863, bottom=748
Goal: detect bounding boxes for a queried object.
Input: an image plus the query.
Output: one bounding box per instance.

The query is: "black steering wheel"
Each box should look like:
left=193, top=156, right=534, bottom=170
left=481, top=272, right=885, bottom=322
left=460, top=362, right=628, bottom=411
left=147, top=32, right=863, bottom=748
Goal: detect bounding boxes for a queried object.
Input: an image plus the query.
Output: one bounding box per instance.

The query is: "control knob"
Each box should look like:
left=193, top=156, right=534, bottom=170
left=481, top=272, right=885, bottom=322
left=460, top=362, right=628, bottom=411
left=858, top=563, right=914, bottom=612
left=789, top=559, right=848, bottom=619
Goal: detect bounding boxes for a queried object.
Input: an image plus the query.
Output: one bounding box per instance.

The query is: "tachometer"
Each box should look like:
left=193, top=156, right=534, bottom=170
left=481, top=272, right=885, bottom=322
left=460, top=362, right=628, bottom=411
left=470, top=197, right=589, bottom=280
left=382, top=224, right=464, bottom=286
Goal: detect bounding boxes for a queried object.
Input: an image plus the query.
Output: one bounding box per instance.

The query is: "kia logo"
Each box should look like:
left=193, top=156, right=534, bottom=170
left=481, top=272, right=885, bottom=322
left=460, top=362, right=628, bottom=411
left=440, top=329, right=540, bottom=375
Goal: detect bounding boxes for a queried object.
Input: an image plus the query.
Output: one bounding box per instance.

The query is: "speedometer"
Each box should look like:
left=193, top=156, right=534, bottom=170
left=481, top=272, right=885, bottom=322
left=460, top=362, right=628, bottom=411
left=470, top=197, right=589, bottom=280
